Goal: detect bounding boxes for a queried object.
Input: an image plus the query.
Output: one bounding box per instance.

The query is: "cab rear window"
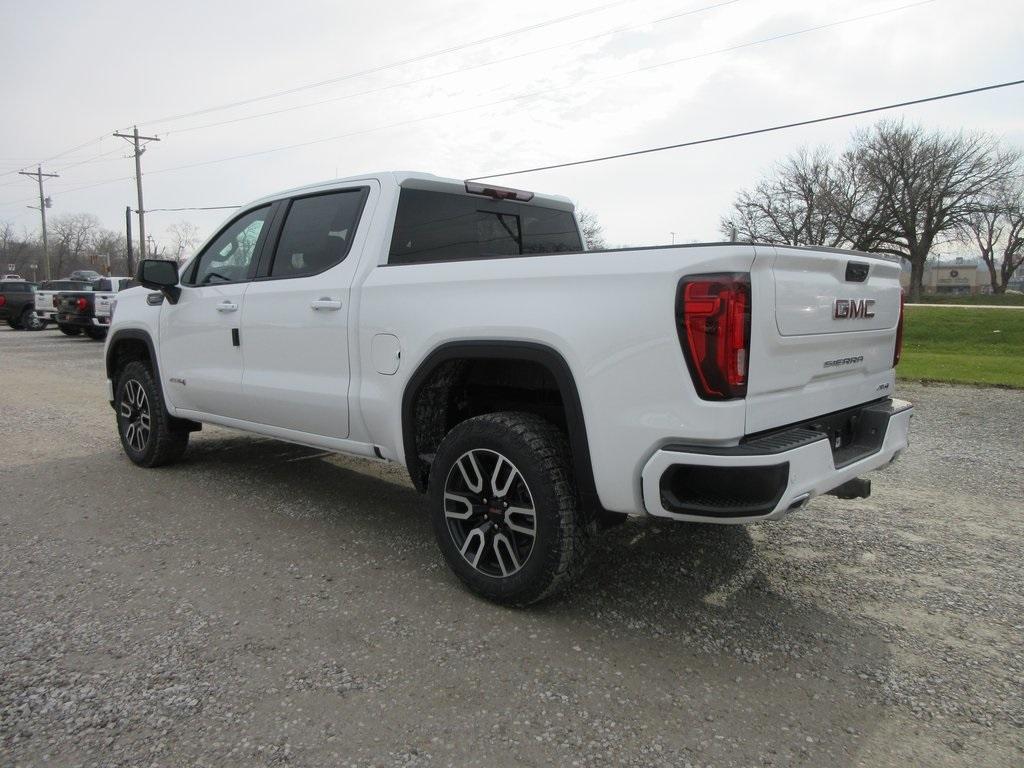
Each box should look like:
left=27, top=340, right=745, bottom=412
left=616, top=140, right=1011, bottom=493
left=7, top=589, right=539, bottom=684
left=388, top=189, right=581, bottom=265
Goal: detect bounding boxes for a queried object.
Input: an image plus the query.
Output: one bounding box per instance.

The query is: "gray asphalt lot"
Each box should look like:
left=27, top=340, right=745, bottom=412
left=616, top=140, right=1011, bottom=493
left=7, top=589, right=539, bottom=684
left=1, top=325, right=1022, bottom=767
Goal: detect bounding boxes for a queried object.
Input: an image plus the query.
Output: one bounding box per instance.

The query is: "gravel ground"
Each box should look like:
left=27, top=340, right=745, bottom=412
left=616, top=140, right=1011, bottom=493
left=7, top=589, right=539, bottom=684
left=1, top=325, right=1021, bottom=767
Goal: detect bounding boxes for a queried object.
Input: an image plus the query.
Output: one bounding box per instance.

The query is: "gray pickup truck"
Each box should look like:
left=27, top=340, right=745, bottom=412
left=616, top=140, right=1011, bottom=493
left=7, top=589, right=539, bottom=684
left=0, top=280, right=43, bottom=330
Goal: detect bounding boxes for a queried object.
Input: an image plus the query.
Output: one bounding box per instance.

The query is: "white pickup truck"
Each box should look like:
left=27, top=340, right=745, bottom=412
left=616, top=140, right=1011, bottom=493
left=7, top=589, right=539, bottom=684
left=104, top=171, right=912, bottom=605
left=51, top=276, right=133, bottom=339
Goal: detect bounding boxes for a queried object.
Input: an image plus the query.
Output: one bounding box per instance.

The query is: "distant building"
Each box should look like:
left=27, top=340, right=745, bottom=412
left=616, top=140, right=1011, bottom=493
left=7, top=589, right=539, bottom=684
left=900, top=258, right=983, bottom=295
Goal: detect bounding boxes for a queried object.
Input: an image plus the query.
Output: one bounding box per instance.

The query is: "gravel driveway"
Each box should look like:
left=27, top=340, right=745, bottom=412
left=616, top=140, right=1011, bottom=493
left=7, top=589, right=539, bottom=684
left=1, top=326, right=1021, bottom=767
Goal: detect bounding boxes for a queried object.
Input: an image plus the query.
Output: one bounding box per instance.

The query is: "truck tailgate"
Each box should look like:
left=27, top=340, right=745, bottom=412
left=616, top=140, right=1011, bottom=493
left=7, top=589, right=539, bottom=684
left=94, top=292, right=115, bottom=318
left=746, top=246, right=902, bottom=433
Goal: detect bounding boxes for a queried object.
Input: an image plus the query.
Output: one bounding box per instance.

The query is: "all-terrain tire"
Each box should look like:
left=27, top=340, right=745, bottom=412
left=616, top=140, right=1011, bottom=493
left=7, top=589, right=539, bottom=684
left=58, top=324, right=82, bottom=336
left=115, top=360, right=189, bottom=467
left=428, top=411, right=589, bottom=606
left=20, top=308, right=45, bottom=331
left=84, top=326, right=108, bottom=341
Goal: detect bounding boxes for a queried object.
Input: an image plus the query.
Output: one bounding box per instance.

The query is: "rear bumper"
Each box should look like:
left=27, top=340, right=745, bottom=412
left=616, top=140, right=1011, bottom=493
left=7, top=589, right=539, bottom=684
left=641, top=398, right=912, bottom=523
left=56, top=313, right=108, bottom=327
left=36, top=309, right=56, bottom=320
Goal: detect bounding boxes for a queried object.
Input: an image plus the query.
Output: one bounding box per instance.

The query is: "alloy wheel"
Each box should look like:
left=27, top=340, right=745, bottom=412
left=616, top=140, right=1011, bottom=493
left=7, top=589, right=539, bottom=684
left=119, top=379, right=151, bottom=453
left=443, top=449, right=537, bottom=578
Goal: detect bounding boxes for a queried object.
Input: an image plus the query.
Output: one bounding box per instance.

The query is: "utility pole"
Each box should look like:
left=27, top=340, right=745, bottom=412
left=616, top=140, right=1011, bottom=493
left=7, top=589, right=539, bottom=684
left=125, top=206, right=134, bottom=276
left=670, top=231, right=677, bottom=245
left=113, top=126, right=160, bottom=261
left=18, top=166, right=58, bottom=281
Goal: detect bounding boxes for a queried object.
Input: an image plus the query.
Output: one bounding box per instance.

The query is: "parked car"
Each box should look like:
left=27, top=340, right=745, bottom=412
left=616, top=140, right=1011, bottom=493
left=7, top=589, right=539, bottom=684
left=68, top=269, right=102, bottom=282
left=0, top=279, right=44, bottom=330
left=105, top=171, right=912, bottom=605
left=3, top=273, right=23, bottom=280
left=35, top=279, right=96, bottom=333
left=54, top=277, right=132, bottom=340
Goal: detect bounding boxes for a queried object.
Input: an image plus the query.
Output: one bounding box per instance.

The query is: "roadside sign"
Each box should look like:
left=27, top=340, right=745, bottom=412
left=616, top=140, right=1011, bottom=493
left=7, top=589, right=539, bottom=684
left=6, top=263, right=14, bottom=271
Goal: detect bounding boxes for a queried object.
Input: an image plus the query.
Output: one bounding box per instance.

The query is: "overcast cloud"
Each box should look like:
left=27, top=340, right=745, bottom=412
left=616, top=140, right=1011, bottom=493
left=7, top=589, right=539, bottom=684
left=1, top=0, right=1021, bottom=253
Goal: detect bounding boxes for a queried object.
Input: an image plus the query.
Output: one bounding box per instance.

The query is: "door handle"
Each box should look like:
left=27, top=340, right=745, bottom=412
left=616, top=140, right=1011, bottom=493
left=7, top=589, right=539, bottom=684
left=311, top=298, right=343, bottom=311
left=216, top=301, right=238, bottom=312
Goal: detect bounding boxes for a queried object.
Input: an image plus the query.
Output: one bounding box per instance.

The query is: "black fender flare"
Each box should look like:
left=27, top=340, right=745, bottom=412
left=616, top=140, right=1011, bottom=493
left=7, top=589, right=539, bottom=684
left=105, top=328, right=161, bottom=385
left=401, top=340, right=604, bottom=515
left=105, top=328, right=201, bottom=432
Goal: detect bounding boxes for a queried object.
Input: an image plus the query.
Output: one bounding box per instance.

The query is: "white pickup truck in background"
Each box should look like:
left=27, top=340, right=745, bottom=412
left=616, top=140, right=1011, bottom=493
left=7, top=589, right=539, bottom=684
left=35, top=279, right=94, bottom=330
left=103, top=171, right=912, bottom=605
left=52, top=277, right=132, bottom=339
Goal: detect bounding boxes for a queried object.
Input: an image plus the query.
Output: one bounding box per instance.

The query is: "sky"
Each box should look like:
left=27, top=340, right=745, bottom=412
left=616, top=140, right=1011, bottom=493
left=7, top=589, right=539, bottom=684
left=1, top=0, right=1022, bottom=256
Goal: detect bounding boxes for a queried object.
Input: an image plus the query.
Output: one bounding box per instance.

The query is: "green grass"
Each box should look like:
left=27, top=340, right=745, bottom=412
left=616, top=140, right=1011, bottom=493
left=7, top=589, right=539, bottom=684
left=898, top=306, right=1024, bottom=387
left=913, top=292, right=1024, bottom=306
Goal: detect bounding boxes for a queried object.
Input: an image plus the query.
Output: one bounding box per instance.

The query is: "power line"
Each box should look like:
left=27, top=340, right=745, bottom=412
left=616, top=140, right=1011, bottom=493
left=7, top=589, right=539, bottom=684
left=0, top=133, right=108, bottom=180
left=467, top=79, right=1024, bottom=180
left=141, top=0, right=645, bottom=128
left=144, top=205, right=239, bottom=212
left=0, top=0, right=951, bottom=205
left=143, top=0, right=938, bottom=178
left=2, top=2, right=646, bottom=185
left=167, top=0, right=744, bottom=136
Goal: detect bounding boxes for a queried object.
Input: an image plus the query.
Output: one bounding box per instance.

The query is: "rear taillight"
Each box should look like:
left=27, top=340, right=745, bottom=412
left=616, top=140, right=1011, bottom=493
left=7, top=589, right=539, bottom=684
left=0, top=296, right=5, bottom=307
left=677, top=273, right=751, bottom=400
left=893, top=290, right=905, bottom=367
left=75, top=297, right=88, bottom=311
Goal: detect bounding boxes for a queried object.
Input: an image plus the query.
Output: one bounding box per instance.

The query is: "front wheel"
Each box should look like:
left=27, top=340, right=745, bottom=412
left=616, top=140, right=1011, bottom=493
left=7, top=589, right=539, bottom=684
left=58, top=324, right=82, bottom=336
left=115, top=361, right=189, bottom=467
left=428, top=411, right=589, bottom=606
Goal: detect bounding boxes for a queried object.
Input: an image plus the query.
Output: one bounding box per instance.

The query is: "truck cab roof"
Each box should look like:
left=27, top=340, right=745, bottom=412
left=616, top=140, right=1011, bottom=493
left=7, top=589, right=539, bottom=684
left=243, top=171, right=575, bottom=213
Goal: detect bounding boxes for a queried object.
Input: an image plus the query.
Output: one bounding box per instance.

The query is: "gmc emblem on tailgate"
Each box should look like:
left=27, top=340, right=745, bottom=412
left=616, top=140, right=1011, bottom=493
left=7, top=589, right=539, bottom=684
left=833, top=298, right=875, bottom=319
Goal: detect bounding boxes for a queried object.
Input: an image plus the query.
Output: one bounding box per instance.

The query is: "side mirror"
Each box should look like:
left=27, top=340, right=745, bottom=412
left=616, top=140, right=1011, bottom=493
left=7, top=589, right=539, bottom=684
left=137, top=259, right=181, bottom=304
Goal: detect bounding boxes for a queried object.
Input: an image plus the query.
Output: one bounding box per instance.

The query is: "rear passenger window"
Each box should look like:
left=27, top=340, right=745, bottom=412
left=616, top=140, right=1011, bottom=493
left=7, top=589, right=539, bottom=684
left=269, top=189, right=366, bottom=278
left=388, top=189, right=582, bottom=265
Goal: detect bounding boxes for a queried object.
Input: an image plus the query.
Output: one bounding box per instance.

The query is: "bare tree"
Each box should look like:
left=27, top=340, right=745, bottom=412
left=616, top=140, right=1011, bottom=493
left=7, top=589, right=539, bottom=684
left=961, top=178, right=1024, bottom=293
left=166, top=220, right=202, bottom=263
left=855, top=121, right=1020, bottom=300
left=722, top=147, right=836, bottom=246
left=720, top=146, right=890, bottom=250
left=0, top=221, right=20, bottom=267
left=576, top=208, right=606, bottom=250
left=50, top=213, right=100, bottom=276
left=93, top=229, right=130, bottom=276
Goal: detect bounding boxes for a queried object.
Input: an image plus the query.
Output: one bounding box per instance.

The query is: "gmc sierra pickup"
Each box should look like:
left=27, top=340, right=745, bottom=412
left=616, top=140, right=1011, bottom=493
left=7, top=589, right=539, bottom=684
left=54, top=277, right=132, bottom=340
left=35, top=279, right=95, bottom=332
left=104, top=171, right=912, bottom=605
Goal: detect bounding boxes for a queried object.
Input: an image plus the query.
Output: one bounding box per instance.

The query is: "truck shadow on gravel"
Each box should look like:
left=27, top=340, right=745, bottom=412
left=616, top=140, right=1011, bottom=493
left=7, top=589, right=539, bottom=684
left=179, top=434, right=894, bottom=677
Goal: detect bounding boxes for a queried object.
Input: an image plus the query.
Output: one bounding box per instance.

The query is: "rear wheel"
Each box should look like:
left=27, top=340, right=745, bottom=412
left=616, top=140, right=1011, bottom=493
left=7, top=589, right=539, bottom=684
left=58, top=324, right=82, bottom=336
left=84, top=326, right=108, bottom=340
left=428, top=411, right=589, bottom=606
left=20, top=308, right=44, bottom=331
left=115, top=361, right=189, bottom=467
